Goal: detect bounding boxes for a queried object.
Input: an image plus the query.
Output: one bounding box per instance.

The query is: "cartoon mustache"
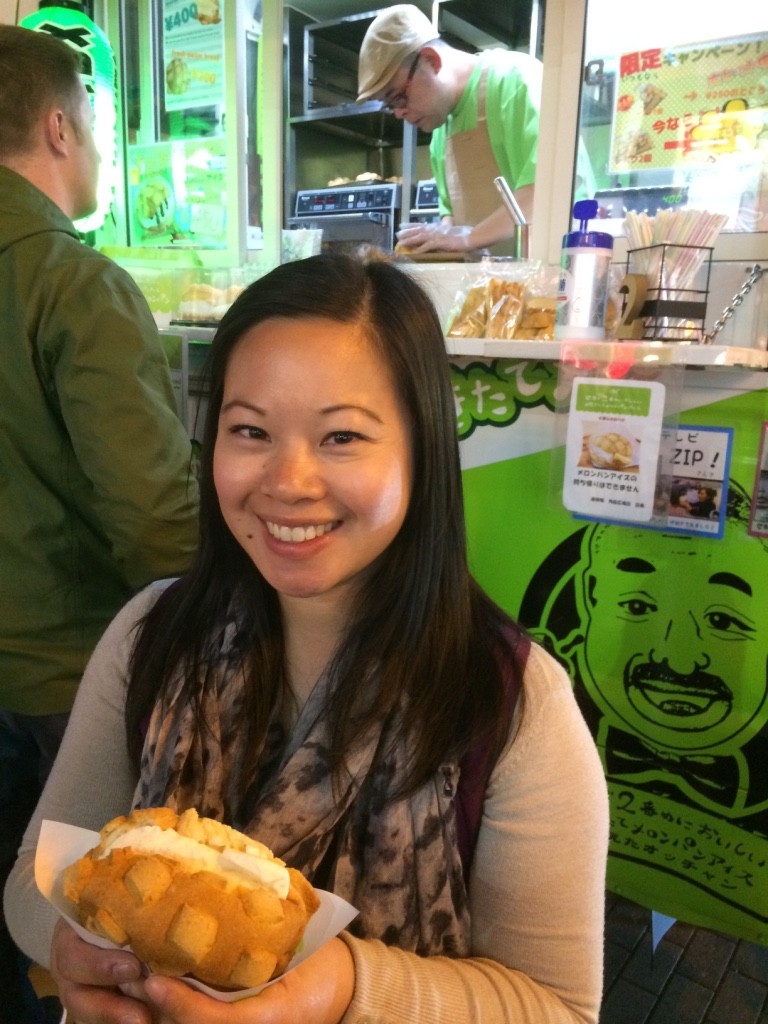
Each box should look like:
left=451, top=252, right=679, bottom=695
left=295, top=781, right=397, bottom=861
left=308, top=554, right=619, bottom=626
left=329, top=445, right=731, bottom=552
left=626, top=658, right=731, bottom=716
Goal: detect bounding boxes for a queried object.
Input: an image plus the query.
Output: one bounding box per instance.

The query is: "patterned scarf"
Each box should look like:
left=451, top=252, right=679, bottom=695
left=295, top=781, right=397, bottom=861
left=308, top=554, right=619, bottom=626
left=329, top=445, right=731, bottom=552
left=134, top=631, right=471, bottom=956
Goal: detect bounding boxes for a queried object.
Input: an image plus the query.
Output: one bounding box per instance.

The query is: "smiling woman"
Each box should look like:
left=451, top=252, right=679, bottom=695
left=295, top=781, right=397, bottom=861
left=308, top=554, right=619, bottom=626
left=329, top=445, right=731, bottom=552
left=6, top=253, right=609, bottom=1024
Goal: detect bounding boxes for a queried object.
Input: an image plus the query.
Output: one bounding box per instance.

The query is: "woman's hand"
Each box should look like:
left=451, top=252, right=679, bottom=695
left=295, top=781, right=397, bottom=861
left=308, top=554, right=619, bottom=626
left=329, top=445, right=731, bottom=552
left=50, top=916, right=151, bottom=1023
left=132, top=938, right=355, bottom=1024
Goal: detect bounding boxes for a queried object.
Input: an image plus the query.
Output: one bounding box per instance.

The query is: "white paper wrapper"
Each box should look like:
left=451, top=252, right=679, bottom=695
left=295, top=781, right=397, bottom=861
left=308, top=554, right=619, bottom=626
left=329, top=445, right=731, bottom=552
left=36, top=819, right=358, bottom=1003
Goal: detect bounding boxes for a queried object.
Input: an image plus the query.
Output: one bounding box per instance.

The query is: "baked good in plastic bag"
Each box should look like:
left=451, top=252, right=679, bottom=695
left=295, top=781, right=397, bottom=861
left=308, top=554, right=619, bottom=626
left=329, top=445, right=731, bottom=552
left=513, top=264, right=559, bottom=340
left=447, top=259, right=536, bottom=339
left=485, top=276, right=527, bottom=339
left=447, top=281, right=490, bottom=337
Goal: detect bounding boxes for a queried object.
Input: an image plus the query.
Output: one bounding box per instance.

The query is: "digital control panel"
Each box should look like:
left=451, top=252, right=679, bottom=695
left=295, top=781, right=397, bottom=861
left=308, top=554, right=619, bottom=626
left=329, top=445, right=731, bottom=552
left=294, top=183, right=401, bottom=216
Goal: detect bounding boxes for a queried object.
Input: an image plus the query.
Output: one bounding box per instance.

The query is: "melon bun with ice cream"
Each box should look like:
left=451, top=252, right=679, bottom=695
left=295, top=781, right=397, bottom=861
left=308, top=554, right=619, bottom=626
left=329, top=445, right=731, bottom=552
left=61, top=807, right=320, bottom=990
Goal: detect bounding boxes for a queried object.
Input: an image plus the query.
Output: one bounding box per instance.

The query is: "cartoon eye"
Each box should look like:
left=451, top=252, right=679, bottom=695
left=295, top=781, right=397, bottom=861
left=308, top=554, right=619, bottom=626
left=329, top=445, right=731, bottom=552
left=617, top=597, right=657, bottom=617
left=705, top=610, right=754, bottom=638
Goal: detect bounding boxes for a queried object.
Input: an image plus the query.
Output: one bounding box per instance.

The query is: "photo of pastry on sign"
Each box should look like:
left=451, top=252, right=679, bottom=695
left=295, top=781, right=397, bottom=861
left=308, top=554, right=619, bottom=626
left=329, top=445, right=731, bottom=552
left=35, top=817, right=357, bottom=1002
left=135, top=177, right=175, bottom=233
left=165, top=56, right=191, bottom=96
left=579, top=426, right=640, bottom=473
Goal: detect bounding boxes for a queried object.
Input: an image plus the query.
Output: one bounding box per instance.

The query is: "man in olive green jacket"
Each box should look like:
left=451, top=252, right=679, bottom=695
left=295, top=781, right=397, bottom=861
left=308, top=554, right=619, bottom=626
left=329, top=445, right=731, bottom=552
left=0, top=26, right=198, bottom=1021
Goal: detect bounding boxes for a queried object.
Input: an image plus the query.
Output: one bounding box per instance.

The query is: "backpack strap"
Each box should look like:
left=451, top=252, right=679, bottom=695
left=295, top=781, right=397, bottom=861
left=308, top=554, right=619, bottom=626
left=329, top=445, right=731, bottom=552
left=455, top=632, right=530, bottom=877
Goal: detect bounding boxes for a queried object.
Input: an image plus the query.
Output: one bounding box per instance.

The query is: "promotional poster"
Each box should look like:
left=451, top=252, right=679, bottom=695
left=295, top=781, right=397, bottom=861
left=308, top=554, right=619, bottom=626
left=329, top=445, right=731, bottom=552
left=455, top=354, right=768, bottom=945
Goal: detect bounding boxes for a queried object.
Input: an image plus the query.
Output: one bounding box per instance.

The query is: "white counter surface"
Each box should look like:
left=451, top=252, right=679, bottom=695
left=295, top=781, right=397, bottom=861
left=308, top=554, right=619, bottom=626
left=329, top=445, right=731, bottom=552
left=445, top=338, right=768, bottom=369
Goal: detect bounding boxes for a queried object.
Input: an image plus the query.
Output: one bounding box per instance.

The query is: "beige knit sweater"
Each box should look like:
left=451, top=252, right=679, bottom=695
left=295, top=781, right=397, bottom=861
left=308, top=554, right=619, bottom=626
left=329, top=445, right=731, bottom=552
left=5, top=582, right=609, bottom=1023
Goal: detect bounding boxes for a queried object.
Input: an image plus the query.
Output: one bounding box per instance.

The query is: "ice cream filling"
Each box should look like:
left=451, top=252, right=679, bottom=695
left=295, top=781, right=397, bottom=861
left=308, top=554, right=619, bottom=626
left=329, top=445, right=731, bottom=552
left=103, top=825, right=290, bottom=899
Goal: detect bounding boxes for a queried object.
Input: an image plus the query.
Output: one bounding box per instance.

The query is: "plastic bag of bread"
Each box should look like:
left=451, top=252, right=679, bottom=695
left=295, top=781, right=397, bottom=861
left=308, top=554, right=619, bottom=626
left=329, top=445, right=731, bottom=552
left=512, top=264, right=559, bottom=340
left=446, top=278, right=489, bottom=337
left=447, top=258, right=535, bottom=339
left=485, top=273, right=527, bottom=340
left=61, top=807, right=320, bottom=991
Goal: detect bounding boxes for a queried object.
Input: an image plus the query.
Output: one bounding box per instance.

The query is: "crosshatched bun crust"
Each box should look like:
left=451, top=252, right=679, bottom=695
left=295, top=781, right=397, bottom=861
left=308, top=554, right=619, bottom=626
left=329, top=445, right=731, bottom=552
left=62, top=807, right=320, bottom=990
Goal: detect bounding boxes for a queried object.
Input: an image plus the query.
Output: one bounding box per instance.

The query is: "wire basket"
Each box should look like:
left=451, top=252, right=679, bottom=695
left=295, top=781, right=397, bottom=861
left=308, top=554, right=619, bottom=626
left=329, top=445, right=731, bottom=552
left=626, top=243, right=713, bottom=342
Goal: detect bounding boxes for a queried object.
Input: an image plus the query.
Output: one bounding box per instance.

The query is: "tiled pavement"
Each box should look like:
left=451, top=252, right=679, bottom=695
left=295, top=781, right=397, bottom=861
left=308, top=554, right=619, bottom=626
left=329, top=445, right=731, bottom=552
left=601, top=892, right=768, bottom=1024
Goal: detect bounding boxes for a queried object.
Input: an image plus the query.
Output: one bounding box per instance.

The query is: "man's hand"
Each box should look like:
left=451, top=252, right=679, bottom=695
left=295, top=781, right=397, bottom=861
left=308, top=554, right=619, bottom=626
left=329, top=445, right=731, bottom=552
left=396, top=222, right=472, bottom=254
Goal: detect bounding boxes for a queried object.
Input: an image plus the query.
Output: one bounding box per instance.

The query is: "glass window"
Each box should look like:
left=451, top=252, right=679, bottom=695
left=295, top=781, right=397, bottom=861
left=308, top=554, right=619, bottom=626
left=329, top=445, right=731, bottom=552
left=578, top=1, right=768, bottom=241
left=119, top=0, right=263, bottom=251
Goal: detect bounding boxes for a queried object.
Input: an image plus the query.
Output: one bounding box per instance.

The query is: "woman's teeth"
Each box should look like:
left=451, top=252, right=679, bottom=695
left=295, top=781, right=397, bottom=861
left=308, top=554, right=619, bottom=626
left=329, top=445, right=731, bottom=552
left=267, top=521, right=337, bottom=543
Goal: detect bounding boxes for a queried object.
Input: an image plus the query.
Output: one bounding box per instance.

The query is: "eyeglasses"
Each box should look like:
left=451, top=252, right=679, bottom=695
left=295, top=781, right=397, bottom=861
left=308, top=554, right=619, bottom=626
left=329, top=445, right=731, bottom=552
left=380, top=53, right=421, bottom=113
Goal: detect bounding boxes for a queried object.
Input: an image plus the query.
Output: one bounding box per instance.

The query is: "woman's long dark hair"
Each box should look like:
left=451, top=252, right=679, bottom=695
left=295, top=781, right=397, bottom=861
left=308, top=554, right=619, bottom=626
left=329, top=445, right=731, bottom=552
left=126, top=253, right=524, bottom=797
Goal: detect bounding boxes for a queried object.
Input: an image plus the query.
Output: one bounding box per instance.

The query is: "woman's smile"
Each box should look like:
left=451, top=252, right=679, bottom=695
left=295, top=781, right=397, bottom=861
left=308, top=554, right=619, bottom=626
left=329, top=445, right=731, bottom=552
left=265, top=519, right=341, bottom=544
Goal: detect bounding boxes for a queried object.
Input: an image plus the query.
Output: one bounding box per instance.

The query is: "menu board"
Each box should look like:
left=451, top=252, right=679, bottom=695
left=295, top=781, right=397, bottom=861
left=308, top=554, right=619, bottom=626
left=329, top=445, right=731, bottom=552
left=162, top=0, right=225, bottom=112
left=610, top=32, right=768, bottom=172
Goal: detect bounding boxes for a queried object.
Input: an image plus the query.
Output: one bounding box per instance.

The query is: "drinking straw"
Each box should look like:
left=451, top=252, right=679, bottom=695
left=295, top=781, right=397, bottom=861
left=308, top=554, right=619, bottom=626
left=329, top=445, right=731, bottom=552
left=623, top=209, right=727, bottom=291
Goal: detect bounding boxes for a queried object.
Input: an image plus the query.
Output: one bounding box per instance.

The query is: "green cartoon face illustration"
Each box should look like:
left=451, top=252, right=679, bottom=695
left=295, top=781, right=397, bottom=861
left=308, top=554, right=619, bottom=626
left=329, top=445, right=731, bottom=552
left=576, top=525, right=768, bottom=755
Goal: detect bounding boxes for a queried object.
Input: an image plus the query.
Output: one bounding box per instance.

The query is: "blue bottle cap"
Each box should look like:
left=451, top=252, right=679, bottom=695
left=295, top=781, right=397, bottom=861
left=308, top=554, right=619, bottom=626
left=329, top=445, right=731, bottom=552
left=563, top=198, right=613, bottom=250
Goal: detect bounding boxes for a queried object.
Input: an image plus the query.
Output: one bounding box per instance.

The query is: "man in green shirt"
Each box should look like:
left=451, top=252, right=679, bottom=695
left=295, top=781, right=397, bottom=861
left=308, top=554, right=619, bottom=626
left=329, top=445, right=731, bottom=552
left=358, top=4, right=594, bottom=254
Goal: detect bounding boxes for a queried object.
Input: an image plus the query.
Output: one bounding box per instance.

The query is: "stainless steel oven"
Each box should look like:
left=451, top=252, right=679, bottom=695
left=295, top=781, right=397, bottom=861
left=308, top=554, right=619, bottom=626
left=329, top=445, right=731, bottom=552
left=288, top=183, right=402, bottom=253
left=408, top=179, right=441, bottom=226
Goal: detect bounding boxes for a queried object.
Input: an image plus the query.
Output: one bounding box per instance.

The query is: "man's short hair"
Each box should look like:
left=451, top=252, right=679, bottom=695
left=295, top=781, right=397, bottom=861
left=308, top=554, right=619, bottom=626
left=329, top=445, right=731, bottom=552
left=0, top=25, right=84, bottom=160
